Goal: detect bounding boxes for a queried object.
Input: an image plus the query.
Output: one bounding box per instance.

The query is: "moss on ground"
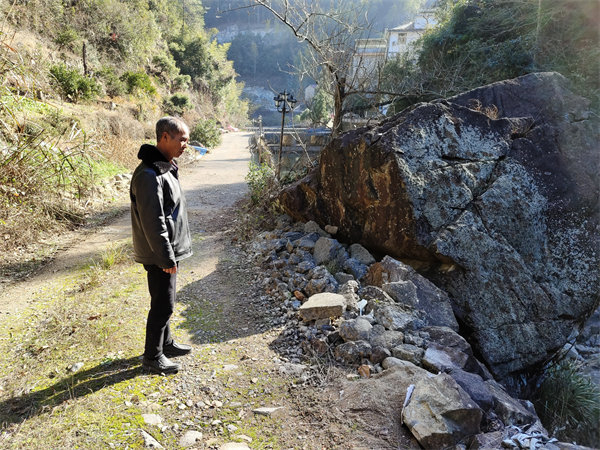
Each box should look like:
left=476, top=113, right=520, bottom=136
left=0, top=234, right=297, bottom=450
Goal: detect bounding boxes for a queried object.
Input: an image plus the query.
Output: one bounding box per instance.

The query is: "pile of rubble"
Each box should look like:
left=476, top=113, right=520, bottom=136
left=246, top=216, right=585, bottom=449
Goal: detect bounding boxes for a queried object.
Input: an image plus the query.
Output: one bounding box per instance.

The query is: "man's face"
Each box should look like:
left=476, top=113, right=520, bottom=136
left=158, top=128, right=189, bottom=161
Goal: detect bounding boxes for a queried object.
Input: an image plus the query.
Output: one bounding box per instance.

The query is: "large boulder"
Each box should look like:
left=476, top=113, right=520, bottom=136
left=279, top=72, right=599, bottom=383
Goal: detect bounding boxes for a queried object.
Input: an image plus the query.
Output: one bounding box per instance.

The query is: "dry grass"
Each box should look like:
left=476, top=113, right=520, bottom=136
left=466, top=98, right=500, bottom=119
left=101, top=134, right=143, bottom=171
left=0, top=29, right=151, bottom=278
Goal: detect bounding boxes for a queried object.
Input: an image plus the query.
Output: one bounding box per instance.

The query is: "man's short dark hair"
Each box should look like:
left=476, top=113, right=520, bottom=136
left=156, top=116, right=187, bottom=142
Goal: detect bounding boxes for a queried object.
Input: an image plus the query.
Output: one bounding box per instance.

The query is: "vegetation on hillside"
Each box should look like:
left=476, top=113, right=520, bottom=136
left=0, top=0, right=248, bottom=271
left=382, top=0, right=600, bottom=113
left=4, top=0, right=248, bottom=123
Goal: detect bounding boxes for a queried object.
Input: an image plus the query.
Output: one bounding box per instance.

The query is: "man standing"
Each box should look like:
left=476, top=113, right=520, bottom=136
left=130, top=116, right=193, bottom=374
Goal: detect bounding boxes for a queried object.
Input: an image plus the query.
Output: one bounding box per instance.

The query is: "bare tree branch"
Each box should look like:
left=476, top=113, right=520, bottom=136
left=246, top=0, right=378, bottom=135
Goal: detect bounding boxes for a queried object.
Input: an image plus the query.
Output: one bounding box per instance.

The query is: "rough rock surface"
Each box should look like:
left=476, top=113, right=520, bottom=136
left=402, top=373, right=483, bottom=448
left=378, top=257, right=458, bottom=331
left=339, top=317, right=373, bottom=342
left=483, top=380, right=538, bottom=426
left=448, top=368, right=494, bottom=411
left=279, top=72, right=599, bottom=382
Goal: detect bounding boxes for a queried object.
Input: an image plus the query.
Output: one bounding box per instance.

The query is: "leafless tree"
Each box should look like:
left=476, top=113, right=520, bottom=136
left=246, top=0, right=385, bottom=136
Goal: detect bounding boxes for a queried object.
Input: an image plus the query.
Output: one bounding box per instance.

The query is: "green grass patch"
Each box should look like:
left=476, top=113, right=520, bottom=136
left=97, top=241, right=132, bottom=270
left=0, top=94, right=56, bottom=116
left=89, top=157, right=129, bottom=182
left=0, top=245, right=151, bottom=448
left=179, top=295, right=226, bottom=343
left=534, top=359, right=600, bottom=446
left=0, top=236, right=297, bottom=449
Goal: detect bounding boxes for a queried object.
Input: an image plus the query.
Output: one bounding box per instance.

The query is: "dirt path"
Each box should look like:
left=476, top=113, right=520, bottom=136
left=0, top=132, right=250, bottom=316
left=0, top=132, right=374, bottom=449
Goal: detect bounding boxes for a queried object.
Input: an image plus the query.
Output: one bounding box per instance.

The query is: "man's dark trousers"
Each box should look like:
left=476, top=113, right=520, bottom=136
left=143, top=264, right=177, bottom=359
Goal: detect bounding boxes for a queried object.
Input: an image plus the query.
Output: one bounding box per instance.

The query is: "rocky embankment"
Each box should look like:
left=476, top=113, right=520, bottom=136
left=246, top=217, right=598, bottom=449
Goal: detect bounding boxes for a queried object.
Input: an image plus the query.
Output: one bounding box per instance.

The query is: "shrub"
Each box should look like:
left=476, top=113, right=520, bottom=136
left=163, top=93, right=192, bottom=116
left=97, top=66, right=126, bottom=98
left=190, top=119, right=222, bottom=148
left=48, top=64, right=100, bottom=102
left=173, top=74, right=191, bottom=91
left=120, top=71, right=156, bottom=96
left=151, top=53, right=179, bottom=81
left=301, top=86, right=334, bottom=126
left=533, top=359, right=600, bottom=446
left=245, top=161, right=275, bottom=205
left=54, top=28, right=79, bottom=50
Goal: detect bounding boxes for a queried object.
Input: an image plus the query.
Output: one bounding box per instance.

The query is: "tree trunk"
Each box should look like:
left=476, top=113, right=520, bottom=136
left=332, top=76, right=345, bottom=136
left=82, top=42, right=88, bottom=76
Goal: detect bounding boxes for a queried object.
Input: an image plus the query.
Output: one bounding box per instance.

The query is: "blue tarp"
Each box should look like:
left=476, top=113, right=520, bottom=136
left=190, top=145, right=208, bottom=156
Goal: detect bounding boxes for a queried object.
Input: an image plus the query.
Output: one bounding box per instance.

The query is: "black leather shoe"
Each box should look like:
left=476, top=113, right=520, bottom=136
left=163, top=341, right=192, bottom=357
left=142, top=354, right=180, bottom=374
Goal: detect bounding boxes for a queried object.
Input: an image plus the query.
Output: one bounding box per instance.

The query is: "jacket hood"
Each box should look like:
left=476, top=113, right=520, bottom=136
left=138, top=144, right=172, bottom=174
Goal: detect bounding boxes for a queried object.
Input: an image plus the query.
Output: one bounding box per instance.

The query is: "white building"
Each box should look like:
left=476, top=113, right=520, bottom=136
left=350, top=38, right=388, bottom=84
left=344, top=7, right=439, bottom=120
left=385, top=9, right=438, bottom=60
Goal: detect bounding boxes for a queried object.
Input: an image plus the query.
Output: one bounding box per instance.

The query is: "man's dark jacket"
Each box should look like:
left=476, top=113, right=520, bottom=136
left=130, top=144, right=192, bottom=268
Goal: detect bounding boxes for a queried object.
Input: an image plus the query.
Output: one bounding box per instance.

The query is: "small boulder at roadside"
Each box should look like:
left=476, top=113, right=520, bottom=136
left=298, top=292, right=346, bottom=321
left=402, top=373, right=483, bottom=448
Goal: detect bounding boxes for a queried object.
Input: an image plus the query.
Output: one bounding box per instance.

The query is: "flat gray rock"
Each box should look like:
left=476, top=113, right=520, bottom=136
left=382, top=357, right=419, bottom=370
left=179, top=431, right=203, bottom=447
left=422, top=342, right=470, bottom=373
left=374, top=304, right=424, bottom=332
left=298, top=293, right=346, bottom=321
left=392, top=344, right=424, bottom=366
left=252, top=406, right=284, bottom=416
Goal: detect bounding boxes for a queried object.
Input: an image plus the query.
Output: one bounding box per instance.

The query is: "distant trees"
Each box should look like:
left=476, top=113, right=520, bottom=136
left=206, top=0, right=424, bottom=30
left=239, top=0, right=432, bottom=134
left=204, top=0, right=271, bottom=28
left=227, top=31, right=303, bottom=83
left=362, top=0, right=424, bottom=30
left=300, top=84, right=334, bottom=126
left=418, top=0, right=538, bottom=95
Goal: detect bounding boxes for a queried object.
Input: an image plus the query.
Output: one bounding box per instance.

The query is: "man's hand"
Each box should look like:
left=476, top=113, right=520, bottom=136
left=163, top=266, right=177, bottom=274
